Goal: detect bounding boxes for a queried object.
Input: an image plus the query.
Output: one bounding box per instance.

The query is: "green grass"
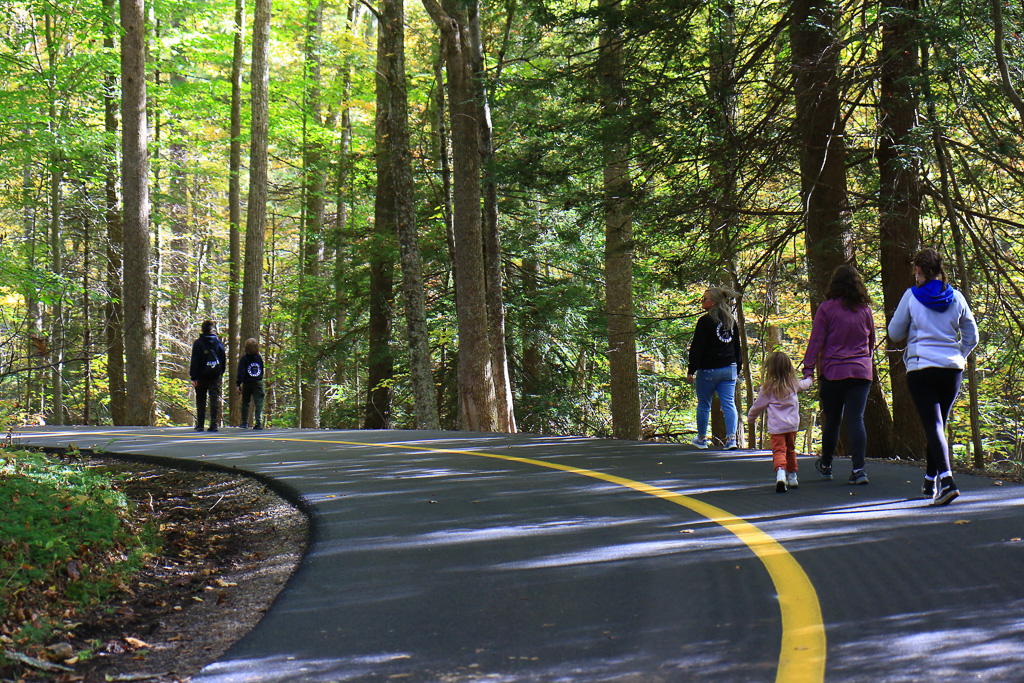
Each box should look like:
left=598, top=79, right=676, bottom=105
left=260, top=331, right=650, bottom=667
left=0, top=447, right=157, bottom=653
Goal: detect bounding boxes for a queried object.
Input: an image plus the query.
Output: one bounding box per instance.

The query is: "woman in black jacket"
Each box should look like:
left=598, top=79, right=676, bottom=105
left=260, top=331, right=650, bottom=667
left=687, top=287, right=742, bottom=449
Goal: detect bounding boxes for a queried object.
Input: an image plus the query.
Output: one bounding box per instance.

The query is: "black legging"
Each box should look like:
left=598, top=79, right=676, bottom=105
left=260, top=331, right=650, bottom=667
left=905, top=367, right=963, bottom=478
left=819, top=377, right=871, bottom=471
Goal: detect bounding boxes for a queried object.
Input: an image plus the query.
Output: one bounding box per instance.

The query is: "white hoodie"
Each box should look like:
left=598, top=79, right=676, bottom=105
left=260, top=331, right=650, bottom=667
left=888, top=285, right=978, bottom=372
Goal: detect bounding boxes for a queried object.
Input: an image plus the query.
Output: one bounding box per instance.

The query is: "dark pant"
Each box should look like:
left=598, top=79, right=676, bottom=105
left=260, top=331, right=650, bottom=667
left=195, top=378, right=222, bottom=428
left=819, top=377, right=871, bottom=471
left=905, top=367, right=963, bottom=478
left=241, top=380, right=266, bottom=427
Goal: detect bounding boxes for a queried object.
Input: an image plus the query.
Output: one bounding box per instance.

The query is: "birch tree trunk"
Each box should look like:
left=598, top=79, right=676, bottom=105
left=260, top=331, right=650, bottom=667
left=121, top=0, right=156, bottom=425
left=599, top=0, right=641, bottom=440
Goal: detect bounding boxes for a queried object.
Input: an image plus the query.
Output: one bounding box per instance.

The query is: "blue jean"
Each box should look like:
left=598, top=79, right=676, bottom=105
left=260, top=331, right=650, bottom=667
left=818, top=377, right=871, bottom=471
left=695, top=364, right=738, bottom=438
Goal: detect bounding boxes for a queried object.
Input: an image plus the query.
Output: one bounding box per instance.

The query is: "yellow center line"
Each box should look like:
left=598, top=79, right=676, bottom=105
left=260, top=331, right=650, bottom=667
left=20, top=429, right=827, bottom=682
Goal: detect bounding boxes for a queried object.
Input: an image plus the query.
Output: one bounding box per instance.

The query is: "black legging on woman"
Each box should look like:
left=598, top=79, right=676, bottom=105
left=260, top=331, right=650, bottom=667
left=818, top=377, right=871, bottom=472
left=905, top=367, right=963, bottom=478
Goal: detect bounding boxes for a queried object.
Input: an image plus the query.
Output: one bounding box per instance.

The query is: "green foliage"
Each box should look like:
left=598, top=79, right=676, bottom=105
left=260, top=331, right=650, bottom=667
left=0, top=449, right=156, bottom=646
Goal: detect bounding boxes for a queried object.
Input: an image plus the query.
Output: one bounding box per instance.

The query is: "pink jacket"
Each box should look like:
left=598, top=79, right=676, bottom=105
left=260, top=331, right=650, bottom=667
left=747, top=377, right=813, bottom=435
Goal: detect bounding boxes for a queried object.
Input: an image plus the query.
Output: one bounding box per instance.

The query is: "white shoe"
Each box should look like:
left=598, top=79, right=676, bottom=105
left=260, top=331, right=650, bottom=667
left=724, top=434, right=738, bottom=450
left=691, top=436, right=709, bottom=450
left=786, top=472, right=799, bottom=489
left=775, top=469, right=788, bottom=493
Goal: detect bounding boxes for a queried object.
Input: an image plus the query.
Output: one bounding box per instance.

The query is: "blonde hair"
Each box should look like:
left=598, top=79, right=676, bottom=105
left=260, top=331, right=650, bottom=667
left=244, top=338, right=259, bottom=355
left=705, top=286, right=739, bottom=329
left=761, top=351, right=799, bottom=398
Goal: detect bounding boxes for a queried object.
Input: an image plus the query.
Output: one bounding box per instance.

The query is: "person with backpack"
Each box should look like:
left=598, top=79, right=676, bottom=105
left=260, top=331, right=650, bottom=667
left=189, top=320, right=227, bottom=432
left=236, top=337, right=266, bottom=430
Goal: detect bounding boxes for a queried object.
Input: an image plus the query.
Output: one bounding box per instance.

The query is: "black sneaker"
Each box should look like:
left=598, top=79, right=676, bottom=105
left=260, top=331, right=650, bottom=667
left=933, top=477, right=959, bottom=506
left=253, top=424, right=263, bottom=430
left=922, top=478, right=935, bottom=498
left=194, top=425, right=204, bottom=432
left=207, top=426, right=219, bottom=432
left=848, top=469, right=869, bottom=485
left=814, top=457, right=833, bottom=481
left=238, top=422, right=248, bottom=429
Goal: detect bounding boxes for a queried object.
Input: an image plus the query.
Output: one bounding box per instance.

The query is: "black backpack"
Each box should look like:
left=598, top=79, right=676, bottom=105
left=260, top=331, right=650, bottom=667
left=199, top=339, right=222, bottom=378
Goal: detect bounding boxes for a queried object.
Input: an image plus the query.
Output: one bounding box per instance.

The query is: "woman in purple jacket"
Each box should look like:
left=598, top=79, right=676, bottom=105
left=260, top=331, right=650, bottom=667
left=802, top=265, right=876, bottom=484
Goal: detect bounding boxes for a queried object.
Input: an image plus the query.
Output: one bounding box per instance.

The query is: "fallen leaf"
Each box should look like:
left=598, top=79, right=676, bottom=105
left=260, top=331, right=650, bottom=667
left=953, top=520, right=971, bottom=525
left=124, top=636, right=151, bottom=650
left=1010, top=538, right=1021, bottom=542
left=679, top=529, right=695, bottom=534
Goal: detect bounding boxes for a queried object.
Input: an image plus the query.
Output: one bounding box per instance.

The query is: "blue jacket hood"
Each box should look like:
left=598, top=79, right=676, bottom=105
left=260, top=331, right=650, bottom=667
left=912, top=279, right=954, bottom=312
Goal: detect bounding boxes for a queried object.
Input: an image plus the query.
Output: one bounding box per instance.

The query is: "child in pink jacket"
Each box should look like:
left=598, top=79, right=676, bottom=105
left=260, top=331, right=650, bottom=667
left=747, top=352, right=814, bottom=492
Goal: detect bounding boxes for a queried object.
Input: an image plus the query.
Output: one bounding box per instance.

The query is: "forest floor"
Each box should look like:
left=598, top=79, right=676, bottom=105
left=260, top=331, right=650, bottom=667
left=0, top=455, right=309, bottom=683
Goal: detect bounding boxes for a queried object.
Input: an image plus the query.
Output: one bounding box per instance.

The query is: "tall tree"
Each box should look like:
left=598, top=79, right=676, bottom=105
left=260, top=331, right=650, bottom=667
left=241, top=0, right=272, bottom=343
left=227, top=0, right=245, bottom=426
left=878, top=0, right=924, bottom=458
left=383, top=0, right=440, bottom=430
left=121, top=0, right=156, bottom=425
left=365, top=0, right=397, bottom=429
left=423, top=0, right=498, bottom=431
left=599, top=0, right=641, bottom=440
left=299, top=0, right=326, bottom=428
left=103, top=0, right=127, bottom=425
left=470, top=5, right=515, bottom=432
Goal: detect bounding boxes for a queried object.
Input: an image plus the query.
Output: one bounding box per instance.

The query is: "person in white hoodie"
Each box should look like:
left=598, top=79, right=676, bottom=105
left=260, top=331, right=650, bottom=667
left=888, top=248, right=979, bottom=505
left=747, top=351, right=814, bottom=492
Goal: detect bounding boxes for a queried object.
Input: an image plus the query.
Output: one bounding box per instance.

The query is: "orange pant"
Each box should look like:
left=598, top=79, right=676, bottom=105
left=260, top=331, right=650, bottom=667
left=772, top=432, right=798, bottom=472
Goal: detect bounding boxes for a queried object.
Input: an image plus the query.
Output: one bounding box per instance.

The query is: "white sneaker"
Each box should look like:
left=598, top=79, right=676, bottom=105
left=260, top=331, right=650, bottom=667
left=691, top=436, right=709, bottom=450
left=786, top=472, right=799, bottom=489
left=724, top=434, right=738, bottom=450
left=775, top=469, right=788, bottom=493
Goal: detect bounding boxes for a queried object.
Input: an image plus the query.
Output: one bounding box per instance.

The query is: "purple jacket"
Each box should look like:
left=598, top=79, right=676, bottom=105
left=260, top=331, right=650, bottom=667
left=802, top=299, right=875, bottom=381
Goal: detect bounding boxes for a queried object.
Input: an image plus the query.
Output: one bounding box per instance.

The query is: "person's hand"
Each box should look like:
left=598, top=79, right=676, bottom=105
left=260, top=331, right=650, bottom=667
left=685, top=374, right=694, bottom=384
left=237, top=386, right=242, bottom=393
left=191, top=380, right=197, bottom=389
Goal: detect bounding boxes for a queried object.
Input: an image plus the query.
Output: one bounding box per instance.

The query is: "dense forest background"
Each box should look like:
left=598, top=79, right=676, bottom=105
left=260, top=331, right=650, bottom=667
left=2, top=0, right=1024, bottom=471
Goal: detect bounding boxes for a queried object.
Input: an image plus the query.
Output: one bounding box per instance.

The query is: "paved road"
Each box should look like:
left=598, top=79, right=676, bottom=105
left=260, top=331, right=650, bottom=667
left=10, top=426, right=1024, bottom=682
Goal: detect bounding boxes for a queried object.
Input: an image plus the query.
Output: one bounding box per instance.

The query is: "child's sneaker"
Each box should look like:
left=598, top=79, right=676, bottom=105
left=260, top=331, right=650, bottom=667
left=848, top=469, right=869, bottom=485
left=691, top=436, right=709, bottom=450
left=922, top=477, right=935, bottom=498
left=776, top=469, right=788, bottom=493
left=786, top=472, right=799, bottom=489
left=932, top=477, right=959, bottom=505
left=814, top=457, right=833, bottom=481
left=724, top=434, right=738, bottom=450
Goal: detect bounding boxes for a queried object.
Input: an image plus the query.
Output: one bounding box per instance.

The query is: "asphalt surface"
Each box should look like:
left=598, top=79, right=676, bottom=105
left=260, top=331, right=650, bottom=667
left=9, top=426, right=1024, bottom=682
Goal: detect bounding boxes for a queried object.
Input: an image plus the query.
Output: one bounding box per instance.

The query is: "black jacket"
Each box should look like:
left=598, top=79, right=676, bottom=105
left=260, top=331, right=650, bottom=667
left=189, top=334, right=227, bottom=381
left=236, top=352, right=265, bottom=387
left=687, top=314, right=741, bottom=375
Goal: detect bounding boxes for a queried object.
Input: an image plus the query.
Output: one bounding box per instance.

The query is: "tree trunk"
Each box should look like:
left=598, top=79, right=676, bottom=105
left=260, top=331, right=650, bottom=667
left=384, top=0, right=440, bottom=430
left=599, top=0, right=641, bottom=440
left=120, top=0, right=156, bottom=425
left=299, top=0, right=326, bottom=429
left=470, top=5, right=515, bottom=433
left=791, top=0, right=852, bottom=305
left=365, top=0, right=397, bottom=429
left=241, top=0, right=272, bottom=343
left=48, top=150, right=64, bottom=425
left=878, top=0, right=923, bottom=459
left=103, top=0, right=127, bottom=425
left=423, top=0, right=498, bottom=432
left=227, top=0, right=244, bottom=426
